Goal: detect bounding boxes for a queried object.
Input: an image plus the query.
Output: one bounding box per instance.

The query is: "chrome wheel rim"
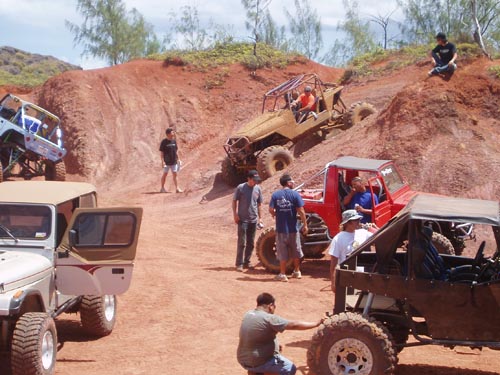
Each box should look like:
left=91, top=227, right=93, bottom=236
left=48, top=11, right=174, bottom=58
left=328, top=338, right=373, bottom=374
left=104, top=295, right=116, bottom=321
left=41, top=330, right=55, bottom=370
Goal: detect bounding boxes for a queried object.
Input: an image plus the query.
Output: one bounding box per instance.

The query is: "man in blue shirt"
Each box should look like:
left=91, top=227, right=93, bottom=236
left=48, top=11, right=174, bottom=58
left=342, top=176, right=378, bottom=224
left=269, top=174, right=308, bottom=282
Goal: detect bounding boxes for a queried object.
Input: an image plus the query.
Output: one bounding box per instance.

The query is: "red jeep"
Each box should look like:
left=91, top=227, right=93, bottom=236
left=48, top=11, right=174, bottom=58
left=256, top=156, right=472, bottom=272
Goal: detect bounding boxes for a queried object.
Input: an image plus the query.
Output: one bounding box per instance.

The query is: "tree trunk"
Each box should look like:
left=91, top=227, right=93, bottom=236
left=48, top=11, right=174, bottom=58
left=471, top=0, right=492, bottom=59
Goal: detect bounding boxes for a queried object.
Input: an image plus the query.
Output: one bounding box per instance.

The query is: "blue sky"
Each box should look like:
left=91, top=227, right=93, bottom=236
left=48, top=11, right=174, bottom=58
left=0, top=0, right=403, bottom=69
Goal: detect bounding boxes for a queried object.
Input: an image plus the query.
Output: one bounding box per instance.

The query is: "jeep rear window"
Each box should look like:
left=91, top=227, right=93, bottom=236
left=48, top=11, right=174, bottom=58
left=0, top=204, right=51, bottom=239
left=380, top=165, right=405, bottom=194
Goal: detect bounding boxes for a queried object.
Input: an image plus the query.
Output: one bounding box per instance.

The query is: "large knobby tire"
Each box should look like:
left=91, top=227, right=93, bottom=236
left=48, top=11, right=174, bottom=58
left=44, top=161, right=66, bottom=181
left=308, top=312, right=397, bottom=375
left=256, top=227, right=294, bottom=274
left=80, top=295, right=117, bottom=337
left=256, top=146, right=293, bottom=180
left=221, top=156, right=246, bottom=187
left=11, top=312, right=57, bottom=375
left=342, top=102, right=376, bottom=130
left=432, top=232, right=455, bottom=255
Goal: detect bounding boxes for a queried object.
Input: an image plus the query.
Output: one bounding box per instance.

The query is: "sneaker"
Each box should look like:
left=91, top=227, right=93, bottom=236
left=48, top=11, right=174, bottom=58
left=160, top=187, right=166, bottom=193
left=292, top=270, right=302, bottom=279
left=243, top=263, right=254, bottom=269
left=274, top=274, right=288, bottom=282
left=176, top=188, right=183, bottom=193
left=236, top=265, right=244, bottom=272
left=427, top=70, right=434, bottom=77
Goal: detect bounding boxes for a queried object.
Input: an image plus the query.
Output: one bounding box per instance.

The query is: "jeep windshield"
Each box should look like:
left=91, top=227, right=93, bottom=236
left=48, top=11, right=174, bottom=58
left=0, top=204, right=51, bottom=240
left=379, top=164, right=405, bottom=194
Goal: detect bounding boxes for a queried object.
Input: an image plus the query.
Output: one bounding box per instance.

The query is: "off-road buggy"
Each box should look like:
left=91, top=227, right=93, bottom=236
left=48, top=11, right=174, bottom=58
left=307, top=194, right=500, bottom=375
left=0, top=181, right=142, bottom=375
left=0, top=93, right=66, bottom=181
left=221, top=74, right=375, bottom=185
left=256, top=156, right=473, bottom=273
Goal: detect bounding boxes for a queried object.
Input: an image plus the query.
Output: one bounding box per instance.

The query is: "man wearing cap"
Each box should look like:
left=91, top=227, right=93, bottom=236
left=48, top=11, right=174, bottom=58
left=342, top=176, right=378, bottom=224
left=329, top=209, right=372, bottom=292
left=428, top=32, right=458, bottom=77
left=291, top=85, right=316, bottom=122
left=269, top=174, right=308, bottom=282
left=233, top=170, right=264, bottom=271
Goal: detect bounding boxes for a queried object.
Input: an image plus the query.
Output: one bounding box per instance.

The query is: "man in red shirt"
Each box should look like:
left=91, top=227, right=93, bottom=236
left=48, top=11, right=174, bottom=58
left=291, top=86, right=316, bottom=122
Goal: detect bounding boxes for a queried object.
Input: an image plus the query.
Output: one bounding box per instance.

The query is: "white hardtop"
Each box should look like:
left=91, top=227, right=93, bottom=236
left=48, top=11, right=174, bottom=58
left=326, top=156, right=393, bottom=171
left=0, top=181, right=96, bottom=205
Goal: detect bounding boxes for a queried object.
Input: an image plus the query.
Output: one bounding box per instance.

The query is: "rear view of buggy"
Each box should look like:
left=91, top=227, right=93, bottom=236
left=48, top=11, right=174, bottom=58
left=0, top=94, right=66, bottom=182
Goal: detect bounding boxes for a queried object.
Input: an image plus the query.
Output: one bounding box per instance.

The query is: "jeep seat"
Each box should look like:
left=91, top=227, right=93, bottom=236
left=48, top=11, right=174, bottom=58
left=416, top=226, right=448, bottom=280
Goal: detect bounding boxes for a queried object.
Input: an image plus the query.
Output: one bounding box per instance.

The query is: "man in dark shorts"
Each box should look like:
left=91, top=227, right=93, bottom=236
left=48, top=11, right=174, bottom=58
left=159, top=128, right=182, bottom=193
left=428, top=32, right=458, bottom=76
left=233, top=170, right=263, bottom=271
left=269, top=174, right=308, bottom=282
left=237, top=293, right=324, bottom=375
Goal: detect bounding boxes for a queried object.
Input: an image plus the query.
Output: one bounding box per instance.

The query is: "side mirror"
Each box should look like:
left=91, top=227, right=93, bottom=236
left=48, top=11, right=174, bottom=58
left=69, top=229, right=77, bottom=247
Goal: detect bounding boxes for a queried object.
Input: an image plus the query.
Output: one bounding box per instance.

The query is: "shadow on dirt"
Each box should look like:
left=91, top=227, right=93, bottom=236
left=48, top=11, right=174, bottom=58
left=56, top=319, right=101, bottom=344
left=199, top=173, right=233, bottom=203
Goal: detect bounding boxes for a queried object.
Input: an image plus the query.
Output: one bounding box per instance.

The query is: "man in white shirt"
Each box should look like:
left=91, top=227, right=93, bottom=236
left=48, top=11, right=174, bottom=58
left=328, top=210, right=372, bottom=292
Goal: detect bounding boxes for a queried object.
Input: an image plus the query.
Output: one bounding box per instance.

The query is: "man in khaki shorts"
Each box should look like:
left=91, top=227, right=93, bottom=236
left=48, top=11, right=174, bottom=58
left=269, top=174, right=308, bottom=282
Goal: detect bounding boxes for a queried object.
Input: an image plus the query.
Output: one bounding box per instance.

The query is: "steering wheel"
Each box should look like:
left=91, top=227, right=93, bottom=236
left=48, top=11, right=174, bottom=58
left=473, top=241, right=486, bottom=267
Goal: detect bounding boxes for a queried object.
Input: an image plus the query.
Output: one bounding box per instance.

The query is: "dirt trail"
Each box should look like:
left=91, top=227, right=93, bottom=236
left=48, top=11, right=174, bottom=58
left=1, top=55, right=500, bottom=374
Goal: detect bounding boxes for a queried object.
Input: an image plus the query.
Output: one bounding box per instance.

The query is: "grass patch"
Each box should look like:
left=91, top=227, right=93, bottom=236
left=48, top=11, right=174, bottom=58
left=488, top=65, right=500, bottom=79
left=151, top=42, right=303, bottom=72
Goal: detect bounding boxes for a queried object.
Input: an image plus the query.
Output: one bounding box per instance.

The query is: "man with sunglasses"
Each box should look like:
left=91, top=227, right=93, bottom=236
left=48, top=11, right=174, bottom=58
left=329, top=210, right=373, bottom=292
left=237, top=292, right=324, bottom=375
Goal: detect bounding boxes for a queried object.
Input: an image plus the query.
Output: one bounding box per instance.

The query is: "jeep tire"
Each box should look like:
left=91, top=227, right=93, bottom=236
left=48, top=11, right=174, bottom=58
left=342, top=102, right=376, bottom=130
left=256, top=146, right=293, bottom=180
left=80, top=295, right=117, bottom=337
left=432, top=232, right=455, bottom=255
left=11, top=312, right=57, bottom=375
left=308, top=312, right=397, bottom=375
left=44, top=161, right=66, bottom=181
left=256, top=227, right=294, bottom=274
left=221, top=156, right=246, bottom=187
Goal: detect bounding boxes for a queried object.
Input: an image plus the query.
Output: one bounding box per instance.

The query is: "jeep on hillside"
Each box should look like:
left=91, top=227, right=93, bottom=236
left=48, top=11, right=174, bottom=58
left=256, top=156, right=473, bottom=273
left=307, top=194, right=500, bottom=375
left=0, top=181, right=142, bottom=375
left=0, top=94, right=66, bottom=182
left=221, top=74, right=375, bottom=186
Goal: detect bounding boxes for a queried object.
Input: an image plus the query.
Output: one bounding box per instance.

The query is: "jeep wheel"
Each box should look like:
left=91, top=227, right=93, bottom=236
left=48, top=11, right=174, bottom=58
left=342, top=102, right=376, bottom=130
left=221, top=156, right=246, bottom=187
left=256, top=227, right=293, bottom=274
left=11, top=312, right=57, bottom=375
left=80, top=295, right=117, bottom=337
left=308, top=312, right=397, bottom=375
left=432, top=232, right=455, bottom=255
left=256, top=146, right=293, bottom=180
left=44, top=161, right=66, bottom=181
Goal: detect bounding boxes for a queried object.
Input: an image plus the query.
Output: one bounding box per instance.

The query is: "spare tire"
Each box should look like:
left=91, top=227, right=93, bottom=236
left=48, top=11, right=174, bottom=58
left=256, top=146, right=293, bottom=180
left=256, top=227, right=293, bottom=274
left=432, top=232, right=455, bottom=255
left=342, top=101, right=376, bottom=130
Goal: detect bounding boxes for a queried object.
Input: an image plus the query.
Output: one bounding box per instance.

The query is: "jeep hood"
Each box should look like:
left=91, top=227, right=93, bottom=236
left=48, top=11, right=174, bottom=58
left=0, top=250, right=52, bottom=293
left=233, top=110, right=295, bottom=142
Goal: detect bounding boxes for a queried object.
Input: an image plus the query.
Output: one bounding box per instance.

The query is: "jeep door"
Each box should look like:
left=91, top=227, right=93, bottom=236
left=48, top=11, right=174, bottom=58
left=55, top=207, right=142, bottom=295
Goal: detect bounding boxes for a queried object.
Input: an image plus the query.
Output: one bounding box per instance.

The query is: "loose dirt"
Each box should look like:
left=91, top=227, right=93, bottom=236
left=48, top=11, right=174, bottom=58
left=1, top=55, right=499, bottom=375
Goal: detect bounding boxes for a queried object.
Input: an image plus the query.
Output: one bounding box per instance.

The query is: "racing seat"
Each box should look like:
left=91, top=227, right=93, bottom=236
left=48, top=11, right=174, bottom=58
left=415, top=226, right=448, bottom=280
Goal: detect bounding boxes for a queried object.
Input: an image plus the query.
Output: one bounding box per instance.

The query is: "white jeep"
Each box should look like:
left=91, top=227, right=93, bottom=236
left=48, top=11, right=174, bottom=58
left=0, top=181, right=142, bottom=375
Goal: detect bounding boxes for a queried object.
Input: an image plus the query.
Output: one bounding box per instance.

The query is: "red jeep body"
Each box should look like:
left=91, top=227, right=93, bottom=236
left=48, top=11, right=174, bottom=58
left=298, top=156, right=416, bottom=237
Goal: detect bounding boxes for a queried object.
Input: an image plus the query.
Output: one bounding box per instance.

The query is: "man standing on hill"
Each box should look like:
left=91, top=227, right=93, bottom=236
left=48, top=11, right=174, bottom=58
left=233, top=170, right=264, bottom=271
left=269, top=174, right=308, bottom=282
left=159, top=128, right=182, bottom=193
left=428, top=32, right=458, bottom=77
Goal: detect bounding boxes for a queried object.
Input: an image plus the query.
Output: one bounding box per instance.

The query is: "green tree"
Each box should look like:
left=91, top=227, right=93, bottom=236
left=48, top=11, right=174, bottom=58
left=241, top=0, right=272, bottom=56
left=258, top=9, right=288, bottom=50
left=66, top=0, right=161, bottom=66
left=170, top=5, right=208, bottom=50
left=285, top=0, right=323, bottom=60
left=323, top=0, right=376, bottom=66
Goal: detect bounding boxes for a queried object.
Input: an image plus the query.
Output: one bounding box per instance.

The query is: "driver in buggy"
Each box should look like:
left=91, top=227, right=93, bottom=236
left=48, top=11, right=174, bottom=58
left=291, top=86, right=317, bottom=122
